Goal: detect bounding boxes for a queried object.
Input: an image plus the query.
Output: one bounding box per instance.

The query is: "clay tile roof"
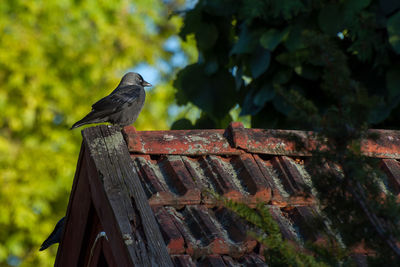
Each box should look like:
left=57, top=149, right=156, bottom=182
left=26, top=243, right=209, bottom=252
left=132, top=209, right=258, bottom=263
left=57, top=122, right=400, bottom=266
left=122, top=122, right=400, bottom=264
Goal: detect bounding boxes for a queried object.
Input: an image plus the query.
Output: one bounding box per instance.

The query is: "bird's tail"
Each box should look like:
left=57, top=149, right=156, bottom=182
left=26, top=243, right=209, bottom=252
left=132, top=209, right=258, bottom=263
left=70, top=111, right=105, bottom=129
left=39, top=217, right=66, bottom=251
left=39, top=235, right=57, bottom=251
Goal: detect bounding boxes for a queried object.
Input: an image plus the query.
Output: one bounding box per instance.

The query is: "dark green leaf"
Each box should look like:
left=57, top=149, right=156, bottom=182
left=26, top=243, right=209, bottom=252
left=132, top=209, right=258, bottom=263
left=171, top=118, right=194, bottom=130
left=193, top=112, right=217, bottom=129
left=250, top=46, right=270, bottom=78
left=318, top=4, right=343, bottom=35
left=379, top=0, right=400, bottom=15
left=252, top=105, right=283, bottom=128
left=204, top=60, right=219, bottom=75
left=180, top=6, right=202, bottom=39
left=273, top=69, right=293, bottom=84
left=369, top=97, right=400, bottom=124
left=240, top=83, right=274, bottom=116
left=387, top=66, right=400, bottom=99
left=196, top=23, right=219, bottom=50
left=234, top=65, right=243, bottom=89
left=203, top=0, right=238, bottom=16
left=239, top=0, right=268, bottom=21
left=294, top=65, right=321, bottom=80
left=387, top=11, right=400, bottom=54
left=230, top=24, right=258, bottom=54
left=254, top=83, right=275, bottom=106
left=240, top=87, right=262, bottom=116
left=276, top=50, right=309, bottom=67
left=260, top=28, right=289, bottom=51
left=174, top=63, right=236, bottom=119
left=344, top=0, right=372, bottom=14
left=179, top=6, right=218, bottom=51
left=284, top=24, right=305, bottom=52
left=273, top=94, right=293, bottom=115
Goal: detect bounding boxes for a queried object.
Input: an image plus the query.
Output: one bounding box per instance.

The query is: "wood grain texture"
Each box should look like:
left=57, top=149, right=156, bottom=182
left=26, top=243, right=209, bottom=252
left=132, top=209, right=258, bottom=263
left=55, top=144, right=93, bottom=267
left=83, top=125, right=173, bottom=267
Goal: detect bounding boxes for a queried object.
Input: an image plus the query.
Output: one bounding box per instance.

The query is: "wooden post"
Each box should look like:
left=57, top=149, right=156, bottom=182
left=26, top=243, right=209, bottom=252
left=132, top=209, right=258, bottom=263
left=82, top=125, right=173, bottom=267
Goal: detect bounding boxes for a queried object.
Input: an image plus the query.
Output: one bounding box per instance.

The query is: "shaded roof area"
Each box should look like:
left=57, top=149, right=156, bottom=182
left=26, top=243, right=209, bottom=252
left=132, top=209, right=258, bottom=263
left=57, top=123, right=400, bottom=266
left=124, top=123, right=400, bottom=265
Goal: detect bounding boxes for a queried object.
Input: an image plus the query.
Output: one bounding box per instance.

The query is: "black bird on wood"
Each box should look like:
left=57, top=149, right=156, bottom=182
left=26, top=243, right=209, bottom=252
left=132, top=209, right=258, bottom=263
left=39, top=217, right=66, bottom=251
left=71, top=72, right=151, bottom=129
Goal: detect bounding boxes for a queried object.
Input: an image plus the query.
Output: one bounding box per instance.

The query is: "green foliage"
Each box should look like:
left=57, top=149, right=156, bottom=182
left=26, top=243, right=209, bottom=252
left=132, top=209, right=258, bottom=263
left=211, top=193, right=331, bottom=267
left=175, top=0, right=400, bottom=129
left=388, top=10, right=400, bottom=54
left=0, top=0, right=186, bottom=266
left=174, top=63, right=236, bottom=120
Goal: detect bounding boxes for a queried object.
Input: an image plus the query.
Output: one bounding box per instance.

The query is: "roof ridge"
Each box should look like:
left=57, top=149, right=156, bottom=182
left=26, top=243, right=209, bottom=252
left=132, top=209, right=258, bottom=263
left=122, top=122, right=400, bottom=158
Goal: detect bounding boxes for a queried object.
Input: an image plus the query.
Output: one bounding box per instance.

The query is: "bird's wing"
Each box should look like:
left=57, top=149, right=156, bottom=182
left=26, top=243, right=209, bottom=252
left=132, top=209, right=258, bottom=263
left=92, top=85, right=142, bottom=112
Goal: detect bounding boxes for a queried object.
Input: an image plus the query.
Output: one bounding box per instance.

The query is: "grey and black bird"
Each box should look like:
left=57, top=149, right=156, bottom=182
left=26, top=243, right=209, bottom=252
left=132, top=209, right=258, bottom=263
left=71, top=72, right=151, bottom=129
left=39, top=217, right=66, bottom=251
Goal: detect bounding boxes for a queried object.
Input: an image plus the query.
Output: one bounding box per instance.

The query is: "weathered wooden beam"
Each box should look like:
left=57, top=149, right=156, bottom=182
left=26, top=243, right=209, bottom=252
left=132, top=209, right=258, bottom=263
left=84, top=143, right=136, bottom=267
left=55, top=144, right=93, bottom=267
left=83, top=125, right=173, bottom=267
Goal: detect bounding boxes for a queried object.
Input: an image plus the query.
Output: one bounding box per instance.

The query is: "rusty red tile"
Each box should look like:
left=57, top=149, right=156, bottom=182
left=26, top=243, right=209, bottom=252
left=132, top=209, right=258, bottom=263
left=271, top=156, right=297, bottom=196
left=171, top=255, right=196, bottom=267
left=231, top=154, right=271, bottom=203
left=214, top=207, right=257, bottom=256
left=221, top=256, right=237, bottom=266
left=122, top=123, right=400, bottom=266
left=125, top=125, right=400, bottom=158
left=361, top=130, right=400, bottom=158
left=184, top=205, right=230, bottom=255
left=381, top=159, right=400, bottom=195
left=178, top=156, right=216, bottom=206
left=351, top=254, right=368, bottom=267
left=132, top=156, right=175, bottom=206
left=200, top=156, right=243, bottom=200
left=271, top=156, right=314, bottom=205
left=226, top=121, right=248, bottom=150
left=153, top=207, right=185, bottom=254
left=124, top=126, right=240, bottom=155
left=214, top=207, right=247, bottom=243
left=267, top=206, right=298, bottom=241
left=226, top=121, right=315, bottom=156
left=155, top=206, right=220, bottom=258
left=159, top=155, right=201, bottom=205
left=350, top=240, right=375, bottom=255
left=198, top=255, right=227, bottom=266
left=164, top=207, right=202, bottom=257
left=253, top=154, right=289, bottom=206
left=240, top=253, right=268, bottom=266
left=286, top=206, right=322, bottom=243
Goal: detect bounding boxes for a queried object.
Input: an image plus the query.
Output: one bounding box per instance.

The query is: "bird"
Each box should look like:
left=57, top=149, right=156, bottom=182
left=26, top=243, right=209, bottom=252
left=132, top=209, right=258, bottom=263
left=39, top=217, right=66, bottom=251
left=71, top=72, right=151, bottom=129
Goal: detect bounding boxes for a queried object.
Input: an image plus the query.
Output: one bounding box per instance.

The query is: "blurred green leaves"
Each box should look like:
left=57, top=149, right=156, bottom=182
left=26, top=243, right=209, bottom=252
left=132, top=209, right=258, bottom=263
left=0, top=0, right=186, bottom=266
left=388, top=11, right=400, bottom=54
left=260, top=28, right=288, bottom=51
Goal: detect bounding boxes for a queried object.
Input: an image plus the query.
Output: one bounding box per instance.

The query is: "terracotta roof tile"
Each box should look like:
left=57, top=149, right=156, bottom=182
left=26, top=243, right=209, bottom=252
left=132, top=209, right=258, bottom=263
left=381, top=159, right=400, bottom=196
left=171, top=255, right=196, bottom=267
left=120, top=122, right=400, bottom=265
left=125, top=123, right=400, bottom=158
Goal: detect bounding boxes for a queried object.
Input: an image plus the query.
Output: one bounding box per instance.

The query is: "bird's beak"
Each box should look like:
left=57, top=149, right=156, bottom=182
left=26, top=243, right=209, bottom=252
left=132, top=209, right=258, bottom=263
left=142, top=81, right=152, bottom=87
